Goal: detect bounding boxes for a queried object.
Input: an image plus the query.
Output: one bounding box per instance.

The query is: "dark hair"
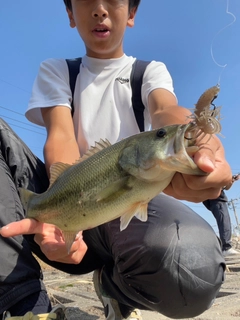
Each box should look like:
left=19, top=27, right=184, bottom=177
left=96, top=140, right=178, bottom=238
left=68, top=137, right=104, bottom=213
left=129, top=0, right=141, bottom=10
left=63, top=0, right=141, bottom=11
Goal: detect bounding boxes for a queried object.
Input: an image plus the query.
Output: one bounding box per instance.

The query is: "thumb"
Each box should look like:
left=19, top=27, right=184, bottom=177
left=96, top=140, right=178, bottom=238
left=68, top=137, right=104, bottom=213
left=193, top=136, right=220, bottom=173
left=194, top=153, right=215, bottom=173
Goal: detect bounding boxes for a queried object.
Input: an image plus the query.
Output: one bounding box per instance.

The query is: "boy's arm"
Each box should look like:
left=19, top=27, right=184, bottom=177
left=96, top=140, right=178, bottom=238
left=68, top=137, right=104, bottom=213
left=148, top=88, right=232, bottom=202
left=41, top=106, right=81, bottom=176
left=148, top=88, right=191, bottom=127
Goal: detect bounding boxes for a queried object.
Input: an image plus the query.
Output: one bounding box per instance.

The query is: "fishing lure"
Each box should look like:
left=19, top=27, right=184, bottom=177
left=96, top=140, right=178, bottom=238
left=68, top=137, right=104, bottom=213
left=194, top=85, right=222, bottom=134
left=188, top=85, right=222, bottom=141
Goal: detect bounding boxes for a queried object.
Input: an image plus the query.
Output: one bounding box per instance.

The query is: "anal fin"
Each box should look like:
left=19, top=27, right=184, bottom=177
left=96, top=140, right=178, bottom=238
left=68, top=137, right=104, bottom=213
left=62, top=231, right=78, bottom=254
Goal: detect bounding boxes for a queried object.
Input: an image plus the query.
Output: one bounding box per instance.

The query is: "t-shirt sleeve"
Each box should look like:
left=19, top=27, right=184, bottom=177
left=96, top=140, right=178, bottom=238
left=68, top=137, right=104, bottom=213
left=141, top=60, right=176, bottom=109
left=26, top=58, right=72, bottom=126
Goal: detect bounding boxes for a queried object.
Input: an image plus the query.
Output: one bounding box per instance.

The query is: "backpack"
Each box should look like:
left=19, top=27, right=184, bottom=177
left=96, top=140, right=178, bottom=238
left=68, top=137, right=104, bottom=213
left=66, top=58, right=150, bottom=132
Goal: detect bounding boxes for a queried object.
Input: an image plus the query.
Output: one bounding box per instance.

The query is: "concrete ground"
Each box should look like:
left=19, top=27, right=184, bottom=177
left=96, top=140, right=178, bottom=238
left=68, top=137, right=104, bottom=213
left=43, top=255, right=240, bottom=320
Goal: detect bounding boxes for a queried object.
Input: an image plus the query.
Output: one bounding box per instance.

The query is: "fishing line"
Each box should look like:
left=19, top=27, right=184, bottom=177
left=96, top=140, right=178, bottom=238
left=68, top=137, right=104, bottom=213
left=210, top=0, right=236, bottom=85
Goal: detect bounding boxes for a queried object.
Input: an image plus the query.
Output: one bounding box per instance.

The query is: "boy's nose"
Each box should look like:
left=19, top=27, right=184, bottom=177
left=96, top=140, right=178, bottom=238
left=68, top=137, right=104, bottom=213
left=92, top=4, right=108, bottom=18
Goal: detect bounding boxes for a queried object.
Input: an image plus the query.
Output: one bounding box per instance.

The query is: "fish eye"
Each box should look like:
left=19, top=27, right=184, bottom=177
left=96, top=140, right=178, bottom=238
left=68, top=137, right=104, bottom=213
left=156, top=128, right=166, bottom=138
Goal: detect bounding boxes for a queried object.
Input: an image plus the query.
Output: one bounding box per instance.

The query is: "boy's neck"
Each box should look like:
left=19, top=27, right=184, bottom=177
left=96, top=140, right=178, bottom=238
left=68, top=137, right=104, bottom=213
left=85, top=45, right=125, bottom=60
left=85, top=53, right=125, bottom=60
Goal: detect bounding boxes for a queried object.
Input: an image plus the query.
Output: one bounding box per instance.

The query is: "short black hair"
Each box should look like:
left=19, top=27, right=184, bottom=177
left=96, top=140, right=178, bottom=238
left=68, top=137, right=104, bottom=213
left=63, top=0, right=141, bottom=11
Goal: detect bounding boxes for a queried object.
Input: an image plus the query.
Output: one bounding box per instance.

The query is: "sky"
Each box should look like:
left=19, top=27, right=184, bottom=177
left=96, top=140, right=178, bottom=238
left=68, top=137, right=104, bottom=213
left=0, top=0, right=240, bottom=235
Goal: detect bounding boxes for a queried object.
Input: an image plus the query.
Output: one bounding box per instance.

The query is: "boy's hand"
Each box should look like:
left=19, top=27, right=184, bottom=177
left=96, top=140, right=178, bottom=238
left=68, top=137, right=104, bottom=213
left=0, top=220, right=87, bottom=264
left=164, top=134, right=232, bottom=202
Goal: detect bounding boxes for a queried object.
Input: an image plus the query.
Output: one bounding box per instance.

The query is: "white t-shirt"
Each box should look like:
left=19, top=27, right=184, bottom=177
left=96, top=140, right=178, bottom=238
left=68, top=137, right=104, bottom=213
left=26, top=54, right=175, bottom=155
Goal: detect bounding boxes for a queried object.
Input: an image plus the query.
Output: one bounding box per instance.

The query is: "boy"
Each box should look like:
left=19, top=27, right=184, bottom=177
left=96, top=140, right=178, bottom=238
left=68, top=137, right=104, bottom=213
left=0, top=0, right=232, bottom=319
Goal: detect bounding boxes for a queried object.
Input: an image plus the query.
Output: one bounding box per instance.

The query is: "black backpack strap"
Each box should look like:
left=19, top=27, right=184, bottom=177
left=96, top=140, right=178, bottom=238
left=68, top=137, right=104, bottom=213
left=66, top=57, right=82, bottom=116
left=130, top=60, right=150, bottom=132
left=66, top=57, right=150, bottom=131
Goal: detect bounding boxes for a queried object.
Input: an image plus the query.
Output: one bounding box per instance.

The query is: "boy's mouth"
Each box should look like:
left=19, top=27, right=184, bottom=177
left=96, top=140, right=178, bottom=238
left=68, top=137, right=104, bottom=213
left=95, top=28, right=109, bottom=32
left=92, top=25, right=110, bottom=38
left=93, top=24, right=110, bottom=33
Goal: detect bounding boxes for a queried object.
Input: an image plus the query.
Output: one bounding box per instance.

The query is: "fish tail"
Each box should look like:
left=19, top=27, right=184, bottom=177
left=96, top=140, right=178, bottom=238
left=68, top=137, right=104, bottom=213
left=18, top=188, right=36, bottom=216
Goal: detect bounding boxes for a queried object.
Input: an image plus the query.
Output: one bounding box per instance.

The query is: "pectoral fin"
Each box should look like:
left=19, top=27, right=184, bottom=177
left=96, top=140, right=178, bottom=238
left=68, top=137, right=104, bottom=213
left=120, top=203, right=148, bottom=231
left=95, top=176, right=131, bottom=202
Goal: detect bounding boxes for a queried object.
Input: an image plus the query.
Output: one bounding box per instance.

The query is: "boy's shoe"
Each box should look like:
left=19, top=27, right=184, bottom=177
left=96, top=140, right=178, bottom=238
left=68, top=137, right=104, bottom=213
left=2, top=305, right=65, bottom=320
left=125, top=310, right=142, bottom=320
left=50, top=305, right=65, bottom=320
left=223, top=248, right=240, bottom=257
left=93, top=270, right=142, bottom=320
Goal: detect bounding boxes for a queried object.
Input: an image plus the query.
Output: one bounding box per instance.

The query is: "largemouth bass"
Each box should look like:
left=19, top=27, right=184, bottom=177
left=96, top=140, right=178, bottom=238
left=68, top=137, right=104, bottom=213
left=19, top=123, right=205, bottom=249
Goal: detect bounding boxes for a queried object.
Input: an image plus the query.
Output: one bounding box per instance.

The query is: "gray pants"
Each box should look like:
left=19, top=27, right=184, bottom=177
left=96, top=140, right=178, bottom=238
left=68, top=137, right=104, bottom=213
left=0, top=118, right=225, bottom=318
left=0, top=118, right=50, bottom=315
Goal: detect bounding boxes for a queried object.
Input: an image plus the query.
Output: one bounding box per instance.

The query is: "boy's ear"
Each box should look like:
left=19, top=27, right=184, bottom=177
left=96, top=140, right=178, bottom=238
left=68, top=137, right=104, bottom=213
left=66, top=7, right=76, bottom=28
left=127, top=7, right=137, bottom=28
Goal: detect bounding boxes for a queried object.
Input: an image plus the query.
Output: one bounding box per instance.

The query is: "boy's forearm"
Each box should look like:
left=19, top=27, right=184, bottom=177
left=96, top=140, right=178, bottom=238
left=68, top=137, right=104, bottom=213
left=150, top=105, right=191, bottom=129
left=148, top=88, right=192, bottom=129
left=41, top=106, right=81, bottom=177
left=44, top=137, right=80, bottom=177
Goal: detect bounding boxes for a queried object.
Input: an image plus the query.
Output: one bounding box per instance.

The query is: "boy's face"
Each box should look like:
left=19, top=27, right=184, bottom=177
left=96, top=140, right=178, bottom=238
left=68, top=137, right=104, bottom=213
left=67, top=0, right=137, bottom=59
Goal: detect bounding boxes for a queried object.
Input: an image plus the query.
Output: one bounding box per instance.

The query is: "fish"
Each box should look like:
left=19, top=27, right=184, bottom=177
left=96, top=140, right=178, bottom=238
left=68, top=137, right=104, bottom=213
left=19, top=123, right=205, bottom=250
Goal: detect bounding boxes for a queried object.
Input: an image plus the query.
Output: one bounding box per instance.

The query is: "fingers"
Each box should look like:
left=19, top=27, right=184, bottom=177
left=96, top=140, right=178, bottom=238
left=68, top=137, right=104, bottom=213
left=0, top=219, right=88, bottom=264
left=0, top=219, right=44, bottom=237
left=164, top=173, right=222, bottom=202
left=164, top=149, right=232, bottom=203
left=34, top=231, right=88, bottom=264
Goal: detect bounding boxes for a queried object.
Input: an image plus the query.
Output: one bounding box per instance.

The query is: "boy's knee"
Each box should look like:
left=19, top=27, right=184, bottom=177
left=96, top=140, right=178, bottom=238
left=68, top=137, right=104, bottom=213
left=121, top=220, right=225, bottom=318
left=155, top=253, right=225, bottom=318
left=145, top=223, right=225, bottom=318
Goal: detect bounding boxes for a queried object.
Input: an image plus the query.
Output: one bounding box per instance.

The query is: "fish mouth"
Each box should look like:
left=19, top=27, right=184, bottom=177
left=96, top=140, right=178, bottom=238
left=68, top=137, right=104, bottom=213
left=174, top=123, right=206, bottom=175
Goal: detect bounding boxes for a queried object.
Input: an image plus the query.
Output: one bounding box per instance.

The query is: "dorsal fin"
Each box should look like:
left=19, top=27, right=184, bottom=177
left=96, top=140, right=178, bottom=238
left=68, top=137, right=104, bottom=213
left=74, top=139, right=112, bottom=164
left=49, top=162, right=71, bottom=186
left=49, top=139, right=111, bottom=186
left=87, top=139, right=111, bottom=155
